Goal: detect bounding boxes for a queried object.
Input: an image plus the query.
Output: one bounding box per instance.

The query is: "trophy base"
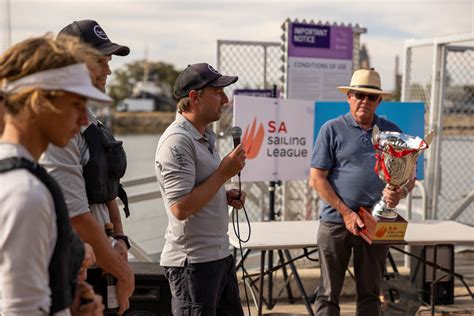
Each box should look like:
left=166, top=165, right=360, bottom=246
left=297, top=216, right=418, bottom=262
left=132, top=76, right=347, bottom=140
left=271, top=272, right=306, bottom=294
left=372, top=202, right=399, bottom=220
left=358, top=207, right=408, bottom=245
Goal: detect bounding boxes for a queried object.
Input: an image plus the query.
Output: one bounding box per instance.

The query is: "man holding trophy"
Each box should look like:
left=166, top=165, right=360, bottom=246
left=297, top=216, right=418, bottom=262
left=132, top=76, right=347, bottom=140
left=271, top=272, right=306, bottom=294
left=309, top=68, right=415, bottom=315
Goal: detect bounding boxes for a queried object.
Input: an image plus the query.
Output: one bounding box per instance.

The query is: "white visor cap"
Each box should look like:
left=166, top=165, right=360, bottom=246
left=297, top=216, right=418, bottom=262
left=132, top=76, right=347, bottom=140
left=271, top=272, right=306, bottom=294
left=2, top=63, right=112, bottom=103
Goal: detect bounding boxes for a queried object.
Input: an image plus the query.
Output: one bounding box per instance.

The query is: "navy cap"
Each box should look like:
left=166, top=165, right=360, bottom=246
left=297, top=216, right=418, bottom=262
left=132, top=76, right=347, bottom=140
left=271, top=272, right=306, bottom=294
left=58, top=20, right=130, bottom=56
left=173, top=63, right=238, bottom=100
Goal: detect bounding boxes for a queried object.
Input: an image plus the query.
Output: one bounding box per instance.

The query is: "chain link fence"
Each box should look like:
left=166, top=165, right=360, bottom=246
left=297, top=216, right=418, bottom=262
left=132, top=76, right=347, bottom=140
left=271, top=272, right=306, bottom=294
left=402, top=34, right=474, bottom=225
left=216, top=21, right=365, bottom=222
left=281, top=21, right=366, bottom=222
left=216, top=40, right=284, bottom=221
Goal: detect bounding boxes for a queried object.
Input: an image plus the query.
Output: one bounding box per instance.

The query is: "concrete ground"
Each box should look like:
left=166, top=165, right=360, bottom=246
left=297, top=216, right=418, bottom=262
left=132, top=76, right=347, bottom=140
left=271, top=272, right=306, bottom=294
left=238, top=250, right=474, bottom=315
left=243, top=298, right=474, bottom=316
left=242, top=292, right=474, bottom=315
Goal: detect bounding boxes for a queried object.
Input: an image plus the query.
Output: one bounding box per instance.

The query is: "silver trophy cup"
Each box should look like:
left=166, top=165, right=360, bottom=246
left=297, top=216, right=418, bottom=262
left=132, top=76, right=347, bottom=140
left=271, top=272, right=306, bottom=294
left=371, top=125, right=434, bottom=219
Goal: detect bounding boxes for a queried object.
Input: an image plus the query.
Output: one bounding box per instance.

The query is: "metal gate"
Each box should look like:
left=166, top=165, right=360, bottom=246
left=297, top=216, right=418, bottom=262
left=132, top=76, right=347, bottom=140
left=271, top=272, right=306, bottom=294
left=402, top=33, right=474, bottom=224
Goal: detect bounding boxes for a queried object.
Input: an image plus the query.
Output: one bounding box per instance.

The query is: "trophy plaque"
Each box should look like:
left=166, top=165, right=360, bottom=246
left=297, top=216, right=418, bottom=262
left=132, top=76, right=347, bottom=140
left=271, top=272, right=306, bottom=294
left=359, top=207, right=408, bottom=245
left=359, top=126, right=434, bottom=245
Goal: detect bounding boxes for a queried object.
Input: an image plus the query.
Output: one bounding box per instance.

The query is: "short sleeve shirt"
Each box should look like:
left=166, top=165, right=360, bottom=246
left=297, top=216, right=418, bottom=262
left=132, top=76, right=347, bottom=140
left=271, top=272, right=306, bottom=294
left=155, top=113, right=230, bottom=267
left=39, top=107, right=110, bottom=226
left=310, top=113, right=402, bottom=223
left=0, top=143, right=69, bottom=316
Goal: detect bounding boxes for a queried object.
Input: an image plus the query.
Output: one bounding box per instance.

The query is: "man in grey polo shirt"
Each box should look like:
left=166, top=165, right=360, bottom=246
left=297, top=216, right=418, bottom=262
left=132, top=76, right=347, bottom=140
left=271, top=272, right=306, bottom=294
left=155, top=63, right=246, bottom=315
left=309, top=69, right=415, bottom=316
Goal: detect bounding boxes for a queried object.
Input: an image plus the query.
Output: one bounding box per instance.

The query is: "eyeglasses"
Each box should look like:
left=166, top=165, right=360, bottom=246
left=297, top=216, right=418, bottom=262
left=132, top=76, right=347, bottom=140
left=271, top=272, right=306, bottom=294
left=351, top=92, right=380, bottom=102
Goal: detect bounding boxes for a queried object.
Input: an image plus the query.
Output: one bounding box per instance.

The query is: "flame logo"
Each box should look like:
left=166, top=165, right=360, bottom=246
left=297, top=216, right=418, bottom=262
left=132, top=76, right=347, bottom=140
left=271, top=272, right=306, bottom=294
left=375, top=226, right=388, bottom=238
left=242, top=118, right=265, bottom=159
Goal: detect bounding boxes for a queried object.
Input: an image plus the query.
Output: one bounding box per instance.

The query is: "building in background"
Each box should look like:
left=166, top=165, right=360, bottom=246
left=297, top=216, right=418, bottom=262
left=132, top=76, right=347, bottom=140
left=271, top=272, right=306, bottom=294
left=359, top=44, right=370, bottom=69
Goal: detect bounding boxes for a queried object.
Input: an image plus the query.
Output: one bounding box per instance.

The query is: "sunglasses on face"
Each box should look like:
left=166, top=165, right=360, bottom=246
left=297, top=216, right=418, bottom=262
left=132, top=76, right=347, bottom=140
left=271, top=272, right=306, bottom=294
left=351, top=92, right=380, bottom=102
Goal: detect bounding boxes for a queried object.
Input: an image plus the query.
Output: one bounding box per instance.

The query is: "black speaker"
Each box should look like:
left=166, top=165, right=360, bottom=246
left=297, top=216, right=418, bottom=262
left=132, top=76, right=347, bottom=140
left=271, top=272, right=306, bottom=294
left=124, top=262, right=172, bottom=316
left=410, top=244, right=455, bottom=305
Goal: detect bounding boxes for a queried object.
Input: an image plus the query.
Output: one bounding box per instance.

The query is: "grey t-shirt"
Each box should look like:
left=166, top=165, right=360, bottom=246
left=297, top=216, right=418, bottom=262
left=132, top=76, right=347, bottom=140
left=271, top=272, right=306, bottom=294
left=310, top=112, right=402, bottom=223
left=155, top=113, right=230, bottom=267
left=39, top=108, right=110, bottom=226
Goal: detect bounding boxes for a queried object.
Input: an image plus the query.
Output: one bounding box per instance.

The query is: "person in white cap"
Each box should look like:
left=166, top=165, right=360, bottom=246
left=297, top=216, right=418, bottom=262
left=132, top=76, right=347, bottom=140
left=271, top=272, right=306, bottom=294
left=0, top=35, right=106, bottom=315
left=39, top=20, right=135, bottom=314
left=309, top=69, right=415, bottom=315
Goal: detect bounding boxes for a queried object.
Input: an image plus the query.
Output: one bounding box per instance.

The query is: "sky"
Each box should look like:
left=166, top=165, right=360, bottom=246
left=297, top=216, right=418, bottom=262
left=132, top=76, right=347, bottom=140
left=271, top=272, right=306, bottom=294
left=1, top=0, right=473, bottom=90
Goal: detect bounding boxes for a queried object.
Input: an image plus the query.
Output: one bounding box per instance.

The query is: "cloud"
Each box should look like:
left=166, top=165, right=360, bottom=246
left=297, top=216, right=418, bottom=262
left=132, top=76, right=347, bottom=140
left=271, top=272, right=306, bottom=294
left=2, top=0, right=472, bottom=91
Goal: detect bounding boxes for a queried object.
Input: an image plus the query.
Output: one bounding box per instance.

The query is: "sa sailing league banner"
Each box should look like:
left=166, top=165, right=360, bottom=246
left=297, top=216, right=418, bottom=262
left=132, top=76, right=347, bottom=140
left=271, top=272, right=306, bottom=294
left=233, top=95, right=314, bottom=182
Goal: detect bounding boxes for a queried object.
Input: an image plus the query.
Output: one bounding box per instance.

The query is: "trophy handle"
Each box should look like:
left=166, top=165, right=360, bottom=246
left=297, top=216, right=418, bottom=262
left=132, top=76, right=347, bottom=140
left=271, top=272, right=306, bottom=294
left=424, top=130, right=435, bottom=146
left=372, top=125, right=380, bottom=146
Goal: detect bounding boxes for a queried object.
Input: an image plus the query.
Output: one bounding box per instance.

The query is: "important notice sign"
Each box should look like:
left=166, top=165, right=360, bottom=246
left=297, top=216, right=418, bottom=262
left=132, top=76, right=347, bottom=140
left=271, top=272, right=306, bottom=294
left=285, top=22, right=353, bottom=101
left=289, top=23, right=353, bottom=59
left=233, top=95, right=314, bottom=182
left=292, top=24, right=331, bottom=48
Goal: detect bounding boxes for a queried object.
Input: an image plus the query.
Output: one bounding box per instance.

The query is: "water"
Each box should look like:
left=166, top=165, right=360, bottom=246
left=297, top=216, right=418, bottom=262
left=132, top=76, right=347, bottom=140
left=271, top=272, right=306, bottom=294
left=119, top=134, right=167, bottom=260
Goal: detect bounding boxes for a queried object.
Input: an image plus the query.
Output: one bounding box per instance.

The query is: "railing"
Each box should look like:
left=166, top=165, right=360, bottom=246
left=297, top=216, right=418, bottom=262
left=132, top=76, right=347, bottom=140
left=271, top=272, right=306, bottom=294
left=129, top=239, right=154, bottom=263
left=120, top=176, right=161, bottom=262
left=121, top=176, right=162, bottom=203
left=406, top=180, right=428, bottom=220
left=121, top=176, right=157, bottom=187
left=404, top=180, right=428, bottom=268
left=447, top=190, right=474, bottom=221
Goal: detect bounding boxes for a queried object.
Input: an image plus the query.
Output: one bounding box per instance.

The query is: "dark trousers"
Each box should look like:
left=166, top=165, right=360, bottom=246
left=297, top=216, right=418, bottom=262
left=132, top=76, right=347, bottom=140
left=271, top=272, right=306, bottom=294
left=165, top=255, right=244, bottom=316
left=315, top=221, right=387, bottom=316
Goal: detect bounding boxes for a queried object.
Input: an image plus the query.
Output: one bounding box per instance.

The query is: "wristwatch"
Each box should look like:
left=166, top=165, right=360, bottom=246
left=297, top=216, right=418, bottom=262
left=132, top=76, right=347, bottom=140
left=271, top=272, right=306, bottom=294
left=114, top=235, right=131, bottom=250
left=401, top=186, right=410, bottom=199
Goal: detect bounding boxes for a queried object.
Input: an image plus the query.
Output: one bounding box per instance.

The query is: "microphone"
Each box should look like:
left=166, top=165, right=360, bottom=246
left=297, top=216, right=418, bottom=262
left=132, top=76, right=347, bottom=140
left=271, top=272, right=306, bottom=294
left=231, top=126, right=243, bottom=178
left=231, top=126, right=242, bottom=149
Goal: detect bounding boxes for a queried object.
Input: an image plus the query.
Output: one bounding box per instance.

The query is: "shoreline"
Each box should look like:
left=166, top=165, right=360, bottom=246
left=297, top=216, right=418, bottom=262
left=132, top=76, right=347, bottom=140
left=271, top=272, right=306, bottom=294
left=113, top=111, right=176, bottom=135
left=111, top=111, right=474, bottom=136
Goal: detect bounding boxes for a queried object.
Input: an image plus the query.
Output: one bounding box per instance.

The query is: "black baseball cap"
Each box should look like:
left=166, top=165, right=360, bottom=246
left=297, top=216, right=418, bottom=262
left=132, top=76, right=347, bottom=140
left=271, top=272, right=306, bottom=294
left=173, top=63, right=238, bottom=99
left=58, top=20, right=130, bottom=56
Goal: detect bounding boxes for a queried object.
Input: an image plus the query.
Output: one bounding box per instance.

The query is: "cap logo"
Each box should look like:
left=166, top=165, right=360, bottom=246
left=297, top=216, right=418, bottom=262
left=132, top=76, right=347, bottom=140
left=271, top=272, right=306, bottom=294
left=208, top=64, right=220, bottom=75
left=93, top=25, right=109, bottom=40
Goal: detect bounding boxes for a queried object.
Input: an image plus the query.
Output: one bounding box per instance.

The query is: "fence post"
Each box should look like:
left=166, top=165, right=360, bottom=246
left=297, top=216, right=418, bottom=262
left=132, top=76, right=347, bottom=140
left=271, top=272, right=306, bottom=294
left=426, top=42, right=444, bottom=219
left=400, top=45, right=411, bottom=102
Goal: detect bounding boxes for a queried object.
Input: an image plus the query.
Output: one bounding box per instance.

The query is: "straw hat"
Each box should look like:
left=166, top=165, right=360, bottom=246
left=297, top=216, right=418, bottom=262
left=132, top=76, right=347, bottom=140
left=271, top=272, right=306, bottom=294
left=338, top=68, right=392, bottom=97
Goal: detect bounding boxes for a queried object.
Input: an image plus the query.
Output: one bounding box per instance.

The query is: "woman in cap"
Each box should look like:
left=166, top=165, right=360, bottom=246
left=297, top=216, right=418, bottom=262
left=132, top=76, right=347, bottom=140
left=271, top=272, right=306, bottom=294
left=0, top=35, right=107, bottom=315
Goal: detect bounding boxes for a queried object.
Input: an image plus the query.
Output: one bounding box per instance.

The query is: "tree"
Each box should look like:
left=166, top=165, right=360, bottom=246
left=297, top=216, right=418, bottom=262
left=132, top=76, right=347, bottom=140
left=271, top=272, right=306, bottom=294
left=108, top=60, right=181, bottom=102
